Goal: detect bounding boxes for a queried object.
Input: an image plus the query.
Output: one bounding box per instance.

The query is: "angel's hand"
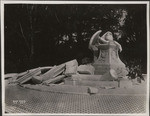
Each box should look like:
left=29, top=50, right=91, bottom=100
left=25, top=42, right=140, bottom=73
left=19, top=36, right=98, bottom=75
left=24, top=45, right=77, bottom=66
left=118, top=45, right=122, bottom=52
left=114, top=41, right=122, bottom=52
left=91, top=45, right=98, bottom=51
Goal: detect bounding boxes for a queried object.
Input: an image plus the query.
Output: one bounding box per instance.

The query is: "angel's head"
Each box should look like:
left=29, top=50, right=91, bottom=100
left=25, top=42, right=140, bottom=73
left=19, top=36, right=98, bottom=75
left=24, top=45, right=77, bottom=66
left=101, top=31, right=114, bottom=41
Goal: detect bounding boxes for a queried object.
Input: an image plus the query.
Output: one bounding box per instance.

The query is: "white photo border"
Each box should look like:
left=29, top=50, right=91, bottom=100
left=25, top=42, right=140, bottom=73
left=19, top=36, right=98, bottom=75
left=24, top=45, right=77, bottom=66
left=1, top=1, right=149, bottom=116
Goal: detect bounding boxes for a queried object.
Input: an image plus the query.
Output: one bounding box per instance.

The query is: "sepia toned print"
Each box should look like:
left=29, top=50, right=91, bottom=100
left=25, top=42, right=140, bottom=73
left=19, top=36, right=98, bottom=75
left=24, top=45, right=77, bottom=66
left=2, top=1, right=149, bottom=115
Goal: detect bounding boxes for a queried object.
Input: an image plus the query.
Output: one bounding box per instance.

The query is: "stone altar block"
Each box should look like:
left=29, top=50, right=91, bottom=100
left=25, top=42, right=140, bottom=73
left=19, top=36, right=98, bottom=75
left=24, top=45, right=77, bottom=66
left=93, top=43, right=128, bottom=77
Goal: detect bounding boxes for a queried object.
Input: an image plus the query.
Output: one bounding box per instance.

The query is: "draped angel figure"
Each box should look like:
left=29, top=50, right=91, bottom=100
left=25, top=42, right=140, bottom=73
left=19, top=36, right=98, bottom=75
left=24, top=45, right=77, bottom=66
left=89, top=30, right=128, bottom=77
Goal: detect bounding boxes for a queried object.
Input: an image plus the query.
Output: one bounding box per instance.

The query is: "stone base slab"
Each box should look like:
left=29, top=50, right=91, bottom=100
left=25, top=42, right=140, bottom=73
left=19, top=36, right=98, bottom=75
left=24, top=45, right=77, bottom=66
left=64, top=78, right=118, bottom=88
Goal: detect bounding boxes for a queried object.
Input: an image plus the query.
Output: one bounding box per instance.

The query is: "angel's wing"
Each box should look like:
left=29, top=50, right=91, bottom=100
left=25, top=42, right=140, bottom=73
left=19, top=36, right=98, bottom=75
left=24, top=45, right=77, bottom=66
left=89, top=30, right=102, bottom=49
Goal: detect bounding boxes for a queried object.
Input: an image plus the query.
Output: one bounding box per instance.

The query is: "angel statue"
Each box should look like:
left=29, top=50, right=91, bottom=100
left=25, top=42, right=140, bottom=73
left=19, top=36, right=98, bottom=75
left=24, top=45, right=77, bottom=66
left=89, top=30, right=128, bottom=77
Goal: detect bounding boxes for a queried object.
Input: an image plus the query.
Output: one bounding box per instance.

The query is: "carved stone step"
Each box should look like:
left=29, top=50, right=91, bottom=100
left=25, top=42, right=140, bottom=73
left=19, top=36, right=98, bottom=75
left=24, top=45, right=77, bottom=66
left=64, top=78, right=118, bottom=88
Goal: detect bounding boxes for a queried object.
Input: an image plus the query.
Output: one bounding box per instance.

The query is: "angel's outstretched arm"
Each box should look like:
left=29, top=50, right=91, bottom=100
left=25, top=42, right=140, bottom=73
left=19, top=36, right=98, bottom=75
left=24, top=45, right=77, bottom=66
left=99, top=37, right=109, bottom=44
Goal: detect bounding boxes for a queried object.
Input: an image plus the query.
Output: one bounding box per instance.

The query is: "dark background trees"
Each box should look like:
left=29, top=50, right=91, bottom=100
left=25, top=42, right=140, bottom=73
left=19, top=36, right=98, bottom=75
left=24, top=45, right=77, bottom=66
left=4, top=4, right=147, bottom=74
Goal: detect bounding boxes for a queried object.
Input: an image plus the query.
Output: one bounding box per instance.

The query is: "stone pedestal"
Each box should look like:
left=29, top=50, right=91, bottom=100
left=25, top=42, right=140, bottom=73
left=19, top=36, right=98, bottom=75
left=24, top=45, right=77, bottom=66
left=92, top=44, right=128, bottom=77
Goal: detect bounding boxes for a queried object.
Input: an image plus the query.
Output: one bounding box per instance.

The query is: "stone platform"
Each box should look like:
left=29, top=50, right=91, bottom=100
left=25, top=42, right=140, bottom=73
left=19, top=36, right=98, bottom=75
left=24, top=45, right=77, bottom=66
left=5, top=81, right=147, bottom=113
left=4, top=69, right=147, bottom=114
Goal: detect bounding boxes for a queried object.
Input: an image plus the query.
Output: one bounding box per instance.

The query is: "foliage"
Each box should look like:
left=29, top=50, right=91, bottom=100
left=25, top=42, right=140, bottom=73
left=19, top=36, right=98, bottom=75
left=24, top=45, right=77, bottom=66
left=126, top=59, right=145, bottom=80
left=4, top=4, right=147, bottom=73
